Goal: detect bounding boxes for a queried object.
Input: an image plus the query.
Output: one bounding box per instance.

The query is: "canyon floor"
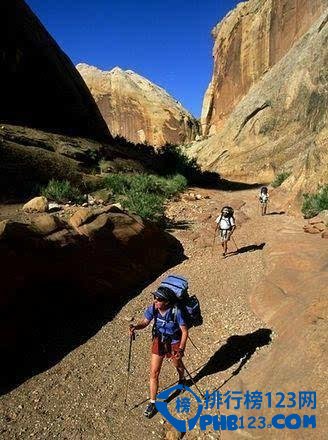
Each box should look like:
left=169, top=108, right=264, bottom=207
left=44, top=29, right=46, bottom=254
left=0, top=187, right=326, bottom=439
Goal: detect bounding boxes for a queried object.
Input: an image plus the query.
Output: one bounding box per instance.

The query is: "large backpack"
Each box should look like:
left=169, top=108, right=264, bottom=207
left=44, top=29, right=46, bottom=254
left=218, top=206, right=234, bottom=229
left=154, top=275, right=203, bottom=330
left=221, top=206, right=234, bottom=217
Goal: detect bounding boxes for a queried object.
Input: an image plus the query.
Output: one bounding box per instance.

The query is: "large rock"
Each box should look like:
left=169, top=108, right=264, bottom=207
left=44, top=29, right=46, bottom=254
left=240, top=223, right=328, bottom=439
left=0, top=0, right=111, bottom=141
left=0, top=211, right=184, bottom=391
left=31, top=214, right=64, bottom=235
left=189, top=0, right=328, bottom=199
left=77, top=64, right=200, bottom=147
left=22, top=196, right=49, bottom=213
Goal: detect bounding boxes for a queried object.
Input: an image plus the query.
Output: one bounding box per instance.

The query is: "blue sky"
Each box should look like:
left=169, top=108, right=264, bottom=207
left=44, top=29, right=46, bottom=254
left=26, top=0, right=241, bottom=117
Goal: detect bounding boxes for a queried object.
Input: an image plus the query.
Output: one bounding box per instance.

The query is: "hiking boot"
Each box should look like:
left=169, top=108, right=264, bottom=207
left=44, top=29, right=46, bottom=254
left=144, top=402, right=157, bottom=419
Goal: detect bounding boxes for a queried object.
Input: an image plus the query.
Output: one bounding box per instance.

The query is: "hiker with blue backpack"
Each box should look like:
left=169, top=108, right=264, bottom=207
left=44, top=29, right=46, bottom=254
left=128, top=275, right=202, bottom=418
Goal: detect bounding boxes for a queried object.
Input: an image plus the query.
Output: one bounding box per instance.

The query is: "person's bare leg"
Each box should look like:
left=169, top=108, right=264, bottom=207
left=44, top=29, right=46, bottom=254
left=150, top=354, right=163, bottom=401
left=171, top=357, right=185, bottom=381
left=223, top=238, right=228, bottom=255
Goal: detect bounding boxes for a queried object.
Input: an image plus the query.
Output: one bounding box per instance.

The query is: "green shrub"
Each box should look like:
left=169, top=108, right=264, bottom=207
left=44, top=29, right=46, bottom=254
left=271, top=171, right=291, bottom=188
left=156, top=144, right=201, bottom=181
left=301, top=184, right=328, bottom=218
left=119, top=191, right=165, bottom=220
left=103, top=174, right=132, bottom=193
left=102, top=173, right=187, bottom=220
left=41, top=179, right=84, bottom=203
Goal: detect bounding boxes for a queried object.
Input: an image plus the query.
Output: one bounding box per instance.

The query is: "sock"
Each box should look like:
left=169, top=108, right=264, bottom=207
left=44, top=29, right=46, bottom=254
left=150, top=399, right=155, bottom=404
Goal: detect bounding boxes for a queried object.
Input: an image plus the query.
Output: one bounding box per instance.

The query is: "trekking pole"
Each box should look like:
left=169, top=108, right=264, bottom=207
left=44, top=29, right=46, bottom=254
left=124, top=332, right=135, bottom=406
left=211, top=228, right=217, bottom=256
left=188, top=335, right=202, bottom=354
left=181, top=360, right=204, bottom=398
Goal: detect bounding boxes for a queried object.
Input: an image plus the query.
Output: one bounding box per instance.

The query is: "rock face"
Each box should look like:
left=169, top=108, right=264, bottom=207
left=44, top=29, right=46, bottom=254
left=77, top=64, right=199, bottom=147
left=0, top=208, right=183, bottom=391
left=0, top=0, right=111, bottom=141
left=241, top=224, right=328, bottom=439
left=190, top=0, right=328, bottom=198
left=202, top=0, right=327, bottom=135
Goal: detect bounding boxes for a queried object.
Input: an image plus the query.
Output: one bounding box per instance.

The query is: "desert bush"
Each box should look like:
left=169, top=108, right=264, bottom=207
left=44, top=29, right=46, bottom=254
left=103, top=173, right=187, bottom=220
left=271, top=171, right=291, bottom=188
left=41, top=179, right=84, bottom=203
left=302, top=184, right=328, bottom=218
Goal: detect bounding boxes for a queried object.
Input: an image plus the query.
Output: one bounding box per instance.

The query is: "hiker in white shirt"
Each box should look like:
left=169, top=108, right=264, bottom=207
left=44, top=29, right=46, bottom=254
left=215, top=207, right=236, bottom=257
left=259, top=186, right=269, bottom=216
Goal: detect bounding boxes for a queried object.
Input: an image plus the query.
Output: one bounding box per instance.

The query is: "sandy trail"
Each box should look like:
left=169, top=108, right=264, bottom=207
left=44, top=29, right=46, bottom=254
left=0, top=187, right=302, bottom=439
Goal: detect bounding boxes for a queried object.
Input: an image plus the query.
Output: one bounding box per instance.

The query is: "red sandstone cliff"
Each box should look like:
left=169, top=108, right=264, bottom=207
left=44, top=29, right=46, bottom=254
left=202, top=0, right=327, bottom=135
left=188, top=0, right=328, bottom=198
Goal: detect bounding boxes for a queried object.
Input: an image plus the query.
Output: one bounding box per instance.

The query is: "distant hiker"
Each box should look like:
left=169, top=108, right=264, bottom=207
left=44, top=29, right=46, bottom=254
left=259, top=186, right=269, bottom=215
left=215, top=206, right=236, bottom=257
left=129, top=285, right=188, bottom=418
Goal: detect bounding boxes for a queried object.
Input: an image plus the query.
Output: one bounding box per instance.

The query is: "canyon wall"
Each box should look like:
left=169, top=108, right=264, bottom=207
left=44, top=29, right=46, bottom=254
left=0, top=0, right=111, bottom=141
left=77, top=64, right=199, bottom=147
left=189, top=0, right=328, bottom=197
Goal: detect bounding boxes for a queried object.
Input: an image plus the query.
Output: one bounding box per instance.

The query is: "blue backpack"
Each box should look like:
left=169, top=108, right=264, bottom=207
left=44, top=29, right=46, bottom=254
left=157, top=275, right=203, bottom=329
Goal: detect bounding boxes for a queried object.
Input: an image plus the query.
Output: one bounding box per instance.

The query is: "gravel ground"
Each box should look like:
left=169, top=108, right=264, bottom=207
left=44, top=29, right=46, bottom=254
left=0, top=187, right=297, bottom=440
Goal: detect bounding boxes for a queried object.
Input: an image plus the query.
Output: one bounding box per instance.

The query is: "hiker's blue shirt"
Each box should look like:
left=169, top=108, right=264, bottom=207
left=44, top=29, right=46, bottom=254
left=144, top=305, right=186, bottom=343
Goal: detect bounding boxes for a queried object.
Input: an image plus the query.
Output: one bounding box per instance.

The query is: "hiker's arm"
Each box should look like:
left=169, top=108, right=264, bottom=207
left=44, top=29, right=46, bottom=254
left=129, top=318, right=150, bottom=335
left=178, top=325, right=188, bottom=354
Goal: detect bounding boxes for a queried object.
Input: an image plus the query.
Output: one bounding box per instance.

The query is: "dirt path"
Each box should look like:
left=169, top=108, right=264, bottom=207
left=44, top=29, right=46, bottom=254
left=0, top=187, right=303, bottom=439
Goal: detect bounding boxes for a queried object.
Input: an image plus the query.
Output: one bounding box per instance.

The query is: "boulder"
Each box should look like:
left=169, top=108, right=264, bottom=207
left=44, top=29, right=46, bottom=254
left=0, top=213, right=184, bottom=388
left=30, top=214, right=64, bottom=235
left=22, top=196, right=48, bottom=213
left=77, top=213, right=113, bottom=238
left=69, top=208, right=94, bottom=229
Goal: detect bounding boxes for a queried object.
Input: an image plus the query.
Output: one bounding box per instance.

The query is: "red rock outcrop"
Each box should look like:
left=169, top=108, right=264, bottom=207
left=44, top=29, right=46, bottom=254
left=241, top=224, right=328, bottom=439
left=0, top=0, right=111, bottom=141
left=202, top=0, right=327, bottom=135
left=77, top=64, right=199, bottom=147
left=0, top=208, right=183, bottom=391
left=189, top=0, right=328, bottom=199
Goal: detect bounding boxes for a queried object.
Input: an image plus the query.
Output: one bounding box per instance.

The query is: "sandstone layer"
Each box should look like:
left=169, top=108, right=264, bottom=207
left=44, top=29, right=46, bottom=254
left=0, top=0, right=111, bottom=141
left=77, top=64, right=199, bottom=147
left=189, top=2, right=328, bottom=199
left=202, top=0, right=328, bottom=135
left=235, top=218, right=328, bottom=439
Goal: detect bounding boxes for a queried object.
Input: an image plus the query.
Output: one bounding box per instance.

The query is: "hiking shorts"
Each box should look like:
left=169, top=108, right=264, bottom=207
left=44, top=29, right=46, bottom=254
left=151, top=337, right=181, bottom=358
left=219, top=229, right=230, bottom=242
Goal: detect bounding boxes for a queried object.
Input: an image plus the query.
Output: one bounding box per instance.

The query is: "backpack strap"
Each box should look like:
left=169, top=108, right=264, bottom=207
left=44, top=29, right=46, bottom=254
left=171, top=305, right=178, bottom=323
left=152, top=304, right=157, bottom=339
left=152, top=305, right=177, bottom=341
